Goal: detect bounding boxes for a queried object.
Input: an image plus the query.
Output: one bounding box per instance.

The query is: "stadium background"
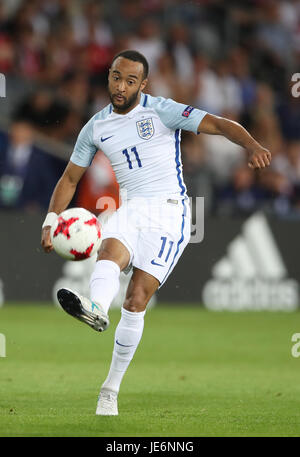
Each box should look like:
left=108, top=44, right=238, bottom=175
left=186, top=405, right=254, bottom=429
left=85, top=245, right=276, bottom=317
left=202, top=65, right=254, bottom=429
left=0, top=0, right=300, bottom=308
left=1, top=0, right=300, bottom=438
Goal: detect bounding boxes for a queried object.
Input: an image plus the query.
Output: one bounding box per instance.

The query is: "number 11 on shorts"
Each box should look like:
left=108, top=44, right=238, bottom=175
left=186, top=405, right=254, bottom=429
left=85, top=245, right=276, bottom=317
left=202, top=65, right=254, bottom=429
left=158, top=236, right=174, bottom=262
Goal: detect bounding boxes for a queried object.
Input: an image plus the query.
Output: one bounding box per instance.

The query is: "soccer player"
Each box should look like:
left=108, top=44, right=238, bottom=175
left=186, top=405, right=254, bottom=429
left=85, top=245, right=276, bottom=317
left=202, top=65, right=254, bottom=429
left=41, top=50, right=271, bottom=415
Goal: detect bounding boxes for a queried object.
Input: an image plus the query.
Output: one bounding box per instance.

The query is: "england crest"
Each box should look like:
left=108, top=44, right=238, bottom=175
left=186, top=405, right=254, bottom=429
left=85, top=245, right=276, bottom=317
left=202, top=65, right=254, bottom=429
left=136, top=118, right=154, bottom=140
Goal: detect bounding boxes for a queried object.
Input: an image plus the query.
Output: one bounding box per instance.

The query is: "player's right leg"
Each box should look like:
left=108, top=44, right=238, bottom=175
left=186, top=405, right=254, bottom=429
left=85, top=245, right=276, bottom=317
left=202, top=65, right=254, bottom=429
left=57, top=238, right=130, bottom=332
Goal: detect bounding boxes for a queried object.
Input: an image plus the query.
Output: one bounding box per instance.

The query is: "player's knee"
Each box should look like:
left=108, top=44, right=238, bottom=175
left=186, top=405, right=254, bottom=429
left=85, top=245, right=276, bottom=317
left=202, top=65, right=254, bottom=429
left=124, top=289, right=148, bottom=313
left=97, top=239, right=130, bottom=272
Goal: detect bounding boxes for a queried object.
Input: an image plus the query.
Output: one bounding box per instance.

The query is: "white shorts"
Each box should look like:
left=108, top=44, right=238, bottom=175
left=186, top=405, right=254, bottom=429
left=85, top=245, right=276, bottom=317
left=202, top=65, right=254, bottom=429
left=100, top=196, right=191, bottom=287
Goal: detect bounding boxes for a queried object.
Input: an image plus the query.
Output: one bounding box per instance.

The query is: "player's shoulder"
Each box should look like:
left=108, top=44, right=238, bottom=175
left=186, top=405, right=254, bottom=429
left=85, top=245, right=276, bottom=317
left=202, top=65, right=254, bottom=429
left=142, top=93, right=191, bottom=129
left=142, top=93, right=176, bottom=111
left=77, top=104, right=113, bottom=142
left=82, top=103, right=113, bottom=137
left=141, top=92, right=207, bottom=134
left=93, top=103, right=113, bottom=121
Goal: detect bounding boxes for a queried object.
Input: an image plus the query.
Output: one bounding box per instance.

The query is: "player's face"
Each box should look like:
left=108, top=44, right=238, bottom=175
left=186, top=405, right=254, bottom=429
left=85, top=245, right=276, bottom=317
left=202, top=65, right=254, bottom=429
left=108, top=57, right=147, bottom=113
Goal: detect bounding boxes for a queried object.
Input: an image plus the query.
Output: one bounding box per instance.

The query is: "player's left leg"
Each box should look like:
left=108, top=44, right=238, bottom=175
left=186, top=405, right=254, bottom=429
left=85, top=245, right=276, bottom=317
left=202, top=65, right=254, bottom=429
left=57, top=238, right=131, bottom=332
left=96, top=268, right=159, bottom=415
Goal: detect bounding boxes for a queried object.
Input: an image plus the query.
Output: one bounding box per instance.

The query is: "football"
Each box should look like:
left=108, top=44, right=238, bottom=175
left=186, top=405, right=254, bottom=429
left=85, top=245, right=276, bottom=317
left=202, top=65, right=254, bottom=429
left=50, top=208, right=102, bottom=261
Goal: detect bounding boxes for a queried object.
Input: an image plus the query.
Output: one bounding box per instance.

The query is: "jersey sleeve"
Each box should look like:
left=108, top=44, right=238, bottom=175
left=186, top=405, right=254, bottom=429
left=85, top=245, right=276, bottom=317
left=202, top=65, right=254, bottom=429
left=152, top=97, right=207, bottom=134
left=70, top=116, right=98, bottom=167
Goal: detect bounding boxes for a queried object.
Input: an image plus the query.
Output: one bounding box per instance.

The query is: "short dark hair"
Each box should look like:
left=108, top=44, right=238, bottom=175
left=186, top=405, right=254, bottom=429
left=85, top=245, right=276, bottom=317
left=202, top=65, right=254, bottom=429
left=111, top=50, right=149, bottom=79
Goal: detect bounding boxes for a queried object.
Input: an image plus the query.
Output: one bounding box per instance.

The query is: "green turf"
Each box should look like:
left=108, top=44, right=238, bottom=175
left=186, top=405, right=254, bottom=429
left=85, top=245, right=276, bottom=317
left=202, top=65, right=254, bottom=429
left=0, top=304, right=300, bottom=437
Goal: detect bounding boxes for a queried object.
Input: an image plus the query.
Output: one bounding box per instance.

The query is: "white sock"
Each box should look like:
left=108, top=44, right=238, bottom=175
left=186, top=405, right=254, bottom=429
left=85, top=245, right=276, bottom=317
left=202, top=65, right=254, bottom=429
left=101, top=307, right=145, bottom=394
left=90, top=260, right=120, bottom=314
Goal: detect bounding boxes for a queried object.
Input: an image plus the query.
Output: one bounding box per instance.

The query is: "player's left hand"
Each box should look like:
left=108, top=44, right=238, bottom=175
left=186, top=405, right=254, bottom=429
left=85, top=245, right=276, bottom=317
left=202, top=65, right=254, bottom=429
left=247, top=146, right=272, bottom=169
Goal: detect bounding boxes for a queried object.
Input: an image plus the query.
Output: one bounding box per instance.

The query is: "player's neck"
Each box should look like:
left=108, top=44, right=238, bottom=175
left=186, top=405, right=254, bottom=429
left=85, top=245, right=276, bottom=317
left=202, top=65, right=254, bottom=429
left=112, top=94, right=141, bottom=115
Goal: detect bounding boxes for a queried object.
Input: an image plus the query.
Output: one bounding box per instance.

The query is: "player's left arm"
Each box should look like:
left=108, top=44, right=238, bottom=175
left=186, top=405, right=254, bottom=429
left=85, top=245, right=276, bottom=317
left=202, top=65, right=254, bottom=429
left=198, top=113, right=272, bottom=169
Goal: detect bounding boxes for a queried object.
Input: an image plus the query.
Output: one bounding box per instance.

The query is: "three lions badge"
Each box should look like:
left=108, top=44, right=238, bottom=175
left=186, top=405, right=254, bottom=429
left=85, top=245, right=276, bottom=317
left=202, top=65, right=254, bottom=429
left=136, top=118, right=154, bottom=140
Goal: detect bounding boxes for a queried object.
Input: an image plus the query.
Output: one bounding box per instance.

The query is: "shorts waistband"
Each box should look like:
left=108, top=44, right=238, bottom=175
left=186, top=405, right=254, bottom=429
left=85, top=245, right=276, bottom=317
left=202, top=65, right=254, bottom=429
left=123, top=196, right=188, bottom=204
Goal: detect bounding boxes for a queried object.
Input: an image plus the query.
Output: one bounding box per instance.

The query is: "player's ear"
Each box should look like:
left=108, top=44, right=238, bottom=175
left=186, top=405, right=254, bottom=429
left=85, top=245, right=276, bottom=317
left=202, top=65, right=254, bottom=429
left=141, top=78, right=148, bottom=91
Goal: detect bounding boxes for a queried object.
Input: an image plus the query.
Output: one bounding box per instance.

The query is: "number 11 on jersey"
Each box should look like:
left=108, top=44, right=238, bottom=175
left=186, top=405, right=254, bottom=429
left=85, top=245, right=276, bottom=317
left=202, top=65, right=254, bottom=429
left=122, top=146, right=142, bottom=169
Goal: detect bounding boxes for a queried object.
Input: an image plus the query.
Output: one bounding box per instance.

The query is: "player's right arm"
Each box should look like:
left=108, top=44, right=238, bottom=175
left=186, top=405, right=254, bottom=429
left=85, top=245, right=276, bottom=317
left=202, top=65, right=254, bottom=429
left=41, top=115, right=98, bottom=253
left=41, top=161, right=87, bottom=252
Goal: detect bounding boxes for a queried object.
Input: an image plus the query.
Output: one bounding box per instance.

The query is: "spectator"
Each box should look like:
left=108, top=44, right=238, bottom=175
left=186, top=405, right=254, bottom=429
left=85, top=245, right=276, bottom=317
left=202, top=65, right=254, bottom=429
left=40, top=25, right=76, bottom=85
left=149, top=53, right=183, bottom=100
left=216, top=164, right=268, bottom=216
left=167, top=22, right=194, bottom=82
left=277, top=89, right=300, bottom=141
left=229, top=47, right=257, bottom=113
left=195, top=58, right=243, bottom=116
left=0, top=121, right=65, bottom=210
left=255, top=0, right=294, bottom=66
left=13, top=90, right=81, bottom=143
left=128, top=17, right=164, bottom=71
left=72, top=0, right=113, bottom=47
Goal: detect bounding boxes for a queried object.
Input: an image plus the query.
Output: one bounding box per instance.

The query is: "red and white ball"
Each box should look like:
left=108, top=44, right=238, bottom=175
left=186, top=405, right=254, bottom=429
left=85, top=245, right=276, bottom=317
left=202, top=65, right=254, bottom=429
left=50, top=208, right=102, bottom=261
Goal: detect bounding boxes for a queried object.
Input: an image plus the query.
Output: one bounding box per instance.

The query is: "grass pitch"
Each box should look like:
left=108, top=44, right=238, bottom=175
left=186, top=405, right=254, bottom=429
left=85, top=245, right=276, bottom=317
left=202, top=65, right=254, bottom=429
left=0, top=304, right=300, bottom=437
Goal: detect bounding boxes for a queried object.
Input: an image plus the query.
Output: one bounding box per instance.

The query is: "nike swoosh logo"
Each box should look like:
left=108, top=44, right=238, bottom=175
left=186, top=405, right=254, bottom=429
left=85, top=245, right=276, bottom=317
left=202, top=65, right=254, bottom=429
left=116, top=340, right=134, bottom=347
left=151, top=259, right=164, bottom=267
left=91, top=302, right=100, bottom=312
left=101, top=135, right=114, bottom=142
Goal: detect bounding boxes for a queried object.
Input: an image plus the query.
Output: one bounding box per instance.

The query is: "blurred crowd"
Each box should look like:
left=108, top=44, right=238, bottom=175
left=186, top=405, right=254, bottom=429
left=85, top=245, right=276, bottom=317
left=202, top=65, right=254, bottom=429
left=0, top=0, right=300, bottom=218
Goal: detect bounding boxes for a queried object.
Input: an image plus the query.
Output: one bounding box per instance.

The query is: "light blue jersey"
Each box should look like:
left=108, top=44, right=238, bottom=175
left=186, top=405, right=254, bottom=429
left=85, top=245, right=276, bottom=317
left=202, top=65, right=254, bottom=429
left=70, top=93, right=207, bottom=199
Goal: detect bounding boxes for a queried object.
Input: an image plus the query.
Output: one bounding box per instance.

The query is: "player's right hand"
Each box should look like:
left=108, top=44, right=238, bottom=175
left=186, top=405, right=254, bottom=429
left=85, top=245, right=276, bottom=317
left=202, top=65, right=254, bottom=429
left=41, top=226, right=53, bottom=253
